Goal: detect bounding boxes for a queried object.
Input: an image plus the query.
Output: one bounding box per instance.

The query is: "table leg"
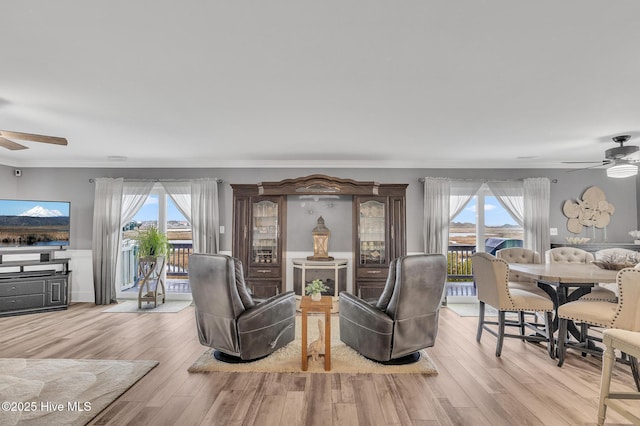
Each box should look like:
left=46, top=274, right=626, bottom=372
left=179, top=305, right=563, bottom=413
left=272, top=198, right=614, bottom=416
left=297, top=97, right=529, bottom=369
left=301, top=309, right=308, bottom=371
left=324, top=310, right=331, bottom=371
left=537, top=281, right=560, bottom=333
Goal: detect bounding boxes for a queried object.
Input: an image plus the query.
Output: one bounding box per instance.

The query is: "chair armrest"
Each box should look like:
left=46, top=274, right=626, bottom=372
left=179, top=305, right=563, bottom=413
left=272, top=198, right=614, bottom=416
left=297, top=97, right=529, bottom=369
left=238, top=291, right=296, bottom=331
left=339, top=291, right=393, bottom=333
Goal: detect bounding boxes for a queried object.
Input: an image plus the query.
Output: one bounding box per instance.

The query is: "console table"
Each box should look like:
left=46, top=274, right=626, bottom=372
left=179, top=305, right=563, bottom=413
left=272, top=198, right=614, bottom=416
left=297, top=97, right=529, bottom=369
left=550, top=243, right=640, bottom=253
left=0, top=249, right=71, bottom=317
left=293, top=258, right=347, bottom=313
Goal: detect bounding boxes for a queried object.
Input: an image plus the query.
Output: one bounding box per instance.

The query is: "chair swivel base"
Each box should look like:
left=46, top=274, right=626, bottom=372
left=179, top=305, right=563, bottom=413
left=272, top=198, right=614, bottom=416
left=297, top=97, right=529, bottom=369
left=213, top=350, right=269, bottom=364
left=366, top=351, right=421, bottom=365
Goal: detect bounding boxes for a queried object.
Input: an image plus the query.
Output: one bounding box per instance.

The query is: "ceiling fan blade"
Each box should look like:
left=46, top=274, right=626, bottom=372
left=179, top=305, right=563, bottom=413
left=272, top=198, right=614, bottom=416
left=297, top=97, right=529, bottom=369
left=561, top=161, right=603, bottom=164
left=0, top=137, right=28, bottom=150
left=0, top=130, right=67, bottom=146
left=566, top=163, right=611, bottom=172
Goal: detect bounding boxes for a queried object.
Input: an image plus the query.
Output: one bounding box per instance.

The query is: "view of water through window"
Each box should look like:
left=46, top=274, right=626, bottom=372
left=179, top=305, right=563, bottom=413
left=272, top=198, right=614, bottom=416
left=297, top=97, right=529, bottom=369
left=450, top=195, right=523, bottom=247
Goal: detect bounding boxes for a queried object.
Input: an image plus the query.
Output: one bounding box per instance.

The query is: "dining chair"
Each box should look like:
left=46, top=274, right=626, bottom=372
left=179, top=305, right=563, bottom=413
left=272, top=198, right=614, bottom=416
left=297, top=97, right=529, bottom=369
left=594, top=248, right=640, bottom=298
left=472, top=252, right=555, bottom=357
left=496, top=247, right=549, bottom=333
left=496, top=248, right=548, bottom=296
left=597, top=328, right=640, bottom=425
left=545, top=247, right=617, bottom=302
left=556, top=268, right=640, bottom=391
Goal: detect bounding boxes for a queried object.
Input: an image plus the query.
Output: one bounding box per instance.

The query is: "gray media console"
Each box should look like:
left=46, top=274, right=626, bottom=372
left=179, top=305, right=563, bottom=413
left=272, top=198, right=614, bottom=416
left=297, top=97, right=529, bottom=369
left=0, top=249, right=71, bottom=317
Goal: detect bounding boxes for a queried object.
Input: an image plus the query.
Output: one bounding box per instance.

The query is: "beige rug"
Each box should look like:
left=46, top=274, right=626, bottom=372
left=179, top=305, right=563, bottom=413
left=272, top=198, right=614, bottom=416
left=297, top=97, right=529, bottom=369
left=102, top=300, right=192, bottom=313
left=446, top=303, right=498, bottom=317
left=0, top=358, right=158, bottom=426
left=188, top=315, right=438, bottom=374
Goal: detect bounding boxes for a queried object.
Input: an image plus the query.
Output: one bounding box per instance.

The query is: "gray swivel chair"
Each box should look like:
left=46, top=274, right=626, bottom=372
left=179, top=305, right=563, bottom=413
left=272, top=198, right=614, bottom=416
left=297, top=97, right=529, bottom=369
left=189, top=253, right=296, bottom=362
left=339, top=254, right=447, bottom=364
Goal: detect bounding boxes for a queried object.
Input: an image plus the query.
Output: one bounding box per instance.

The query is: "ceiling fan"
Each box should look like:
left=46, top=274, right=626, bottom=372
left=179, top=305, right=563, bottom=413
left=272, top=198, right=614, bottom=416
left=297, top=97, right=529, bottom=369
left=562, top=135, right=640, bottom=178
left=0, top=130, right=68, bottom=151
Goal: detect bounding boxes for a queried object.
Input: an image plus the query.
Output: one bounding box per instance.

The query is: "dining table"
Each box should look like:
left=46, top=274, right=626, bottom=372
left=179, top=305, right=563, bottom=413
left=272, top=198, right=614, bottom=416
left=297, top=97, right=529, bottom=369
left=507, top=262, right=618, bottom=355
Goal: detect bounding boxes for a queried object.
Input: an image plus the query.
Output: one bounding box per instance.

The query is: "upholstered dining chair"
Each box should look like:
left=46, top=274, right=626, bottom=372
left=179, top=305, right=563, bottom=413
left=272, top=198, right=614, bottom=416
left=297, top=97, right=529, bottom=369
left=556, top=267, right=640, bottom=372
left=189, top=253, right=296, bottom=362
left=472, top=252, right=555, bottom=357
left=597, top=328, right=640, bottom=425
left=496, top=248, right=548, bottom=296
left=594, top=248, right=640, bottom=298
left=339, top=254, right=447, bottom=364
left=545, top=247, right=617, bottom=302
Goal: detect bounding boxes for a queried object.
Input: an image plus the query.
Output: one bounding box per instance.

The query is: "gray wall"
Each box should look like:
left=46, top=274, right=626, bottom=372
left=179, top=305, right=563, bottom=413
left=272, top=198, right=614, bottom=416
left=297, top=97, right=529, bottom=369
left=10, top=166, right=639, bottom=251
left=0, top=165, right=18, bottom=198
left=287, top=195, right=352, bottom=252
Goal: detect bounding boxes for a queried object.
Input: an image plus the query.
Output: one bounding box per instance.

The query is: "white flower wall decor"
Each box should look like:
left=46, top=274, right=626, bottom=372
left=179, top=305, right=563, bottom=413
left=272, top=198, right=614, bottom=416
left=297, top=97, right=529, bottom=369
left=562, top=186, right=615, bottom=235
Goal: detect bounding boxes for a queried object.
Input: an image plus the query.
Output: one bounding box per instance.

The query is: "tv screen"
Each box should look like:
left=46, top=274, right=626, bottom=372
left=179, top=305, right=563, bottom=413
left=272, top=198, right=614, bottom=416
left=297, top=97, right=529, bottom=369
left=0, top=199, right=70, bottom=247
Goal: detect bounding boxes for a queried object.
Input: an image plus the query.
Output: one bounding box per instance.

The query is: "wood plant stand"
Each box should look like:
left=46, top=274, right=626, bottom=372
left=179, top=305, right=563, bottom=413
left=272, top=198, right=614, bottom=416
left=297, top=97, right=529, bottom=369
left=137, top=256, right=166, bottom=308
left=300, top=295, right=332, bottom=371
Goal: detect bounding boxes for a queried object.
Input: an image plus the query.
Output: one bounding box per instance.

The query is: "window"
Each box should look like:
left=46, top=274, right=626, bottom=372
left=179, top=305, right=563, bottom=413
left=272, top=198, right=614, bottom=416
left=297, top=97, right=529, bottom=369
left=121, top=187, right=193, bottom=297
left=450, top=185, right=523, bottom=252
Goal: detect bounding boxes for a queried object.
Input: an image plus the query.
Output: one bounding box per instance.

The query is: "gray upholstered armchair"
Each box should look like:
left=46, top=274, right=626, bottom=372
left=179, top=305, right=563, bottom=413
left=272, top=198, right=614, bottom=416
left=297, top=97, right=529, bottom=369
left=339, top=254, right=447, bottom=364
left=189, top=253, right=296, bottom=362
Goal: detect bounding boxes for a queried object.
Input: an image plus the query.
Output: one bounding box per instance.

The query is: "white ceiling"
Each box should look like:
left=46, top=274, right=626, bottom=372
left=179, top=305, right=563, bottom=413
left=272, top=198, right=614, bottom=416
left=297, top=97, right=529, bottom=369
left=1, top=1, right=640, bottom=169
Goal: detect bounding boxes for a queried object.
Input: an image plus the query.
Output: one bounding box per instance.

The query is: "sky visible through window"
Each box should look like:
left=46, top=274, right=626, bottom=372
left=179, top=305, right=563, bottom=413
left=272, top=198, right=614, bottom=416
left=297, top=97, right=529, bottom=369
left=452, top=196, right=518, bottom=226
left=132, top=195, right=185, bottom=222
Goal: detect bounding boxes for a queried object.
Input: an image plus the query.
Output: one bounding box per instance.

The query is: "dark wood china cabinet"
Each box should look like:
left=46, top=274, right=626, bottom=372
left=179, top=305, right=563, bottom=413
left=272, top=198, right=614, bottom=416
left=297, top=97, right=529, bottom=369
left=232, top=175, right=407, bottom=299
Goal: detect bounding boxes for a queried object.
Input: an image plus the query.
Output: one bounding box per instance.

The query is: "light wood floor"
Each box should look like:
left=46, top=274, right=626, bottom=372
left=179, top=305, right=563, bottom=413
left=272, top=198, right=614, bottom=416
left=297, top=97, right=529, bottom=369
left=0, top=302, right=638, bottom=425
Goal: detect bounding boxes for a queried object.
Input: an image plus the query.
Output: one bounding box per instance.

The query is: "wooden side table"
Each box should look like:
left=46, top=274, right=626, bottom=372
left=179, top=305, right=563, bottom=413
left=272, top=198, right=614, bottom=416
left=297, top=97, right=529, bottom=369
left=300, top=295, right=332, bottom=371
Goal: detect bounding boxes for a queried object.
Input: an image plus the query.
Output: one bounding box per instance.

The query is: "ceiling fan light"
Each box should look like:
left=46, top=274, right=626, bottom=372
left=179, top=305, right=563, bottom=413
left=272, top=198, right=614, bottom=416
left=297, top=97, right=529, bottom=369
left=606, top=163, right=638, bottom=178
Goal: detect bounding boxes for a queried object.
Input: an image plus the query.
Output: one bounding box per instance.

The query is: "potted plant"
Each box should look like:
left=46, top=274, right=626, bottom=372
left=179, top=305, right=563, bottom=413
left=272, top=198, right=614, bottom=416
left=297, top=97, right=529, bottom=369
left=305, top=278, right=329, bottom=302
left=135, top=226, right=170, bottom=261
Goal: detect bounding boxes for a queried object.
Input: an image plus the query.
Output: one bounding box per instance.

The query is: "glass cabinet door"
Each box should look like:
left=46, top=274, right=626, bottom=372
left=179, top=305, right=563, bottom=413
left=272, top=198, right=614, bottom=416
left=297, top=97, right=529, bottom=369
left=358, top=199, right=386, bottom=265
left=251, top=200, right=279, bottom=265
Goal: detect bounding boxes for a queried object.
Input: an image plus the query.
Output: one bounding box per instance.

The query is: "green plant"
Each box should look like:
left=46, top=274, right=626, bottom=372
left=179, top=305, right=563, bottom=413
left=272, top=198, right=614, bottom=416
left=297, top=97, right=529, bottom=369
left=305, top=278, right=328, bottom=296
left=135, top=226, right=170, bottom=258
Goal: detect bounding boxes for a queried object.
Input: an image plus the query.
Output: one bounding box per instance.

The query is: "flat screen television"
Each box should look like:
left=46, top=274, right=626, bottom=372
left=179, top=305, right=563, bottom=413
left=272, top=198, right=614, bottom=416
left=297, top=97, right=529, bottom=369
left=0, top=199, right=70, bottom=247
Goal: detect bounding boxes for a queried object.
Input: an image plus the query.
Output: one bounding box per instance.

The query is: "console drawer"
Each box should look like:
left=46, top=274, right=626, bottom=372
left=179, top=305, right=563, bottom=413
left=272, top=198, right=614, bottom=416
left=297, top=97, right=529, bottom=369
left=0, top=280, right=46, bottom=297
left=0, top=294, right=46, bottom=310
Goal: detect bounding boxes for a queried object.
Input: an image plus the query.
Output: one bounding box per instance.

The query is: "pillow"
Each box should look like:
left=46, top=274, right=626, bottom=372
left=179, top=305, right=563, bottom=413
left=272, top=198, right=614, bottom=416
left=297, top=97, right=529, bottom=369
left=233, top=258, right=255, bottom=309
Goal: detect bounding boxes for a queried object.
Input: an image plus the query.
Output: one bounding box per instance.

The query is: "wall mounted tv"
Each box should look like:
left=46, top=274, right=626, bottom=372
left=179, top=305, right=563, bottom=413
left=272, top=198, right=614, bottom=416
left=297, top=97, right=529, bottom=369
left=0, top=199, right=70, bottom=247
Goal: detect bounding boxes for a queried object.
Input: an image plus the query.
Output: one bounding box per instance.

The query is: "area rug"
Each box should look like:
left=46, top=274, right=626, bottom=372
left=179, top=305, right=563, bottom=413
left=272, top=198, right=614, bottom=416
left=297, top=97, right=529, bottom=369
left=446, top=303, right=498, bottom=317
left=445, top=303, right=524, bottom=318
left=101, top=300, right=192, bottom=313
left=188, top=315, right=438, bottom=375
left=0, top=358, right=158, bottom=426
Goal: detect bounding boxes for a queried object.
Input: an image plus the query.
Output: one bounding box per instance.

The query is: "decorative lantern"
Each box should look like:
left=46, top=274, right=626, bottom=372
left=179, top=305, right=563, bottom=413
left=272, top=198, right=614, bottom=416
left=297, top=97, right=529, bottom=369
left=307, top=216, right=334, bottom=260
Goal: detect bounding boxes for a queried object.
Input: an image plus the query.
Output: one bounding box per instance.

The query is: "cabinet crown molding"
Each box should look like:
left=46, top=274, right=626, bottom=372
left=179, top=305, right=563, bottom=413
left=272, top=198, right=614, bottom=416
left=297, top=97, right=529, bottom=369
left=231, top=174, right=408, bottom=196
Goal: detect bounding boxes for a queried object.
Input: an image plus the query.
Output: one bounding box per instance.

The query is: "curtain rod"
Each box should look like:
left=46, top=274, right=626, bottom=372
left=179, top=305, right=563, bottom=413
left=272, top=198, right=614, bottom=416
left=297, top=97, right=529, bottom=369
left=89, top=178, right=222, bottom=183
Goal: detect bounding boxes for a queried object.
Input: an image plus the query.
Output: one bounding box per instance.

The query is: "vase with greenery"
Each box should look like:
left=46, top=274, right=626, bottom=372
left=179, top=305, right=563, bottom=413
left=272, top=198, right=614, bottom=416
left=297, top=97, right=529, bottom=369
left=305, top=279, right=329, bottom=301
left=135, top=226, right=170, bottom=260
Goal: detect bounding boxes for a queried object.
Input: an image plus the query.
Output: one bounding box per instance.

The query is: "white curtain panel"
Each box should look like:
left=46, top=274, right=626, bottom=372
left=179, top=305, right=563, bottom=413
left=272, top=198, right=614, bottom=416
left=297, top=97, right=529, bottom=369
left=91, top=178, right=125, bottom=305
left=450, top=180, right=483, bottom=219
left=423, top=177, right=451, bottom=255
left=191, top=178, right=220, bottom=254
left=121, top=181, right=155, bottom=224
left=486, top=180, right=525, bottom=226
left=523, top=178, right=551, bottom=256
left=161, top=181, right=192, bottom=220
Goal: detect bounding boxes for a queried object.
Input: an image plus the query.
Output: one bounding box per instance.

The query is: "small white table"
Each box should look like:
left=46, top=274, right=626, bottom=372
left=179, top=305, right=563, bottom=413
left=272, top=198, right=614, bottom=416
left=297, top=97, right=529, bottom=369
left=293, top=258, right=347, bottom=313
